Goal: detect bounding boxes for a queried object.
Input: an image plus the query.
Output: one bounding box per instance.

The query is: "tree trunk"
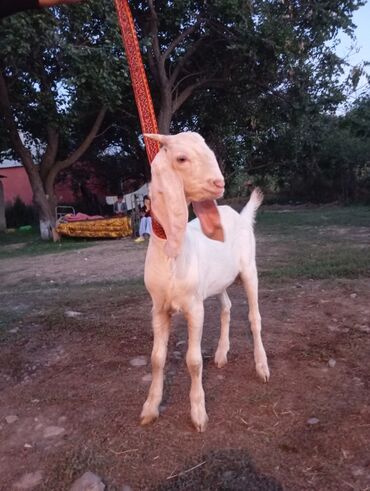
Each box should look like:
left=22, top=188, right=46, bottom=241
left=0, top=181, right=6, bottom=232
left=27, top=163, right=58, bottom=240
left=0, top=70, right=58, bottom=240
left=158, top=102, right=172, bottom=134
left=156, top=69, right=172, bottom=134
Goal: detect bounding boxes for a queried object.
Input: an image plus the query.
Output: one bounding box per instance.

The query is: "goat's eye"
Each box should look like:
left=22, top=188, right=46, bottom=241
left=176, top=155, right=187, bottom=164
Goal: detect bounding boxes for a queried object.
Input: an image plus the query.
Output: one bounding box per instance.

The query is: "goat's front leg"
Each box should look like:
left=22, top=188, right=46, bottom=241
left=140, top=308, right=170, bottom=426
left=214, top=290, right=231, bottom=368
left=241, top=266, right=270, bottom=382
left=184, top=300, right=208, bottom=432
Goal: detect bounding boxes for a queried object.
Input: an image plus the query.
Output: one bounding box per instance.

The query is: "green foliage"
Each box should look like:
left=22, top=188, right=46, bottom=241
left=0, top=1, right=134, bottom=161
left=5, top=197, right=37, bottom=228
left=256, top=205, right=370, bottom=280
left=0, top=0, right=369, bottom=205
left=0, top=225, right=97, bottom=259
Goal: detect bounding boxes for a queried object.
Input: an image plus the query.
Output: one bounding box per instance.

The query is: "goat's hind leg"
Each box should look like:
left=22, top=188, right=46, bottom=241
left=140, top=308, right=171, bottom=426
left=241, top=265, right=270, bottom=382
left=214, top=290, right=231, bottom=368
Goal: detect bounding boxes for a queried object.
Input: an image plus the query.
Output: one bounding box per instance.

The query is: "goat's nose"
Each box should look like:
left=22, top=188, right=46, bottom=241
left=213, top=178, right=225, bottom=189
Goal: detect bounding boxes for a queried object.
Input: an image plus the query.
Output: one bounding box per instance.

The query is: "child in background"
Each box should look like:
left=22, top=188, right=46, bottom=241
left=135, top=195, right=151, bottom=243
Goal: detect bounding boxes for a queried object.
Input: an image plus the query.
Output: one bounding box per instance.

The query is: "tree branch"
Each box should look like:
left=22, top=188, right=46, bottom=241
left=0, top=69, right=34, bottom=171
left=169, top=37, right=205, bottom=86
left=54, top=106, right=107, bottom=173
left=171, top=71, right=207, bottom=95
left=95, top=123, right=114, bottom=139
left=147, top=0, right=169, bottom=91
left=44, top=105, right=107, bottom=198
left=40, top=126, right=59, bottom=181
left=163, top=20, right=201, bottom=61
left=172, top=76, right=227, bottom=113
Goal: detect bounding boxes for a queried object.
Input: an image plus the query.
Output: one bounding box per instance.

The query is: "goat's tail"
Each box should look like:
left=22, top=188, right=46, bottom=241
left=240, top=187, right=264, bottom=226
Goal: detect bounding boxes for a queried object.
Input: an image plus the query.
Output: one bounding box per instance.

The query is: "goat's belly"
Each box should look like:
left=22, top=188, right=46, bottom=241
left=203, top=267, right=238, bottom=299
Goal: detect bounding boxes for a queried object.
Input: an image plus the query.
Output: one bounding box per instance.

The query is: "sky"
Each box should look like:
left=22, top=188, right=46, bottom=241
left=336, top=0, right=370, bottom=94
left=336, top=1, right=370, bottom=63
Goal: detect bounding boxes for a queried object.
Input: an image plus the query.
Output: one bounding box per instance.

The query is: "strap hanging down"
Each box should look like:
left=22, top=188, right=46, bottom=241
left=114, top=0, right=166, bottom=238
left=114, top=0, right=160, bottom=163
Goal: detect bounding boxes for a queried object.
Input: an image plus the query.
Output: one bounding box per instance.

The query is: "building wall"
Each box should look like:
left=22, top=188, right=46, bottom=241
left=0, top=167, right=33, bottom=205
left=1, top=165, right=109, bottom=207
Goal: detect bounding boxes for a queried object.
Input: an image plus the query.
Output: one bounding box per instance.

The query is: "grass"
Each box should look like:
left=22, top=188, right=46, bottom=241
left=1, top=205, right=369, bottom=288
left=261, top=245, right=370, bottom=280
left=257, top=205, right=370, bottom=231
left=0, top=277, right=147, bottom=335
left=256, top=205, right=370, bottom=280
left=0, top=227, right=100, bottom=259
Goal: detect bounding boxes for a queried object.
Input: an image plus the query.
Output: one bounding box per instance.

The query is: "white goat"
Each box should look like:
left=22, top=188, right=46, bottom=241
left=140, top=132, right=269, bottom=432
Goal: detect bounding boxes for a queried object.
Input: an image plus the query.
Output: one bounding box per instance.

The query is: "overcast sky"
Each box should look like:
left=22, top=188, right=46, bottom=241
left=337, top=1, right=370, bottom=64
left=336, top=0, right=370, bottom=94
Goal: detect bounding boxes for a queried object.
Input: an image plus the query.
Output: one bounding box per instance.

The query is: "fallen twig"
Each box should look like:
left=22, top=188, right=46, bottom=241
left=109, top=448, right=138, bottom=456
left=166, top=460, right=207, bottom=480
left=342, top=481, right=356, bottom=490
left=239, top=418, right=270, bottom=436
left=281, top=410, right=295, bottom=416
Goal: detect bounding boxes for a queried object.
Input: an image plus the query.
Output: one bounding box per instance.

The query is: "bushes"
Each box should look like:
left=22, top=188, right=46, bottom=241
left=5, top=197, right=37, bottom=228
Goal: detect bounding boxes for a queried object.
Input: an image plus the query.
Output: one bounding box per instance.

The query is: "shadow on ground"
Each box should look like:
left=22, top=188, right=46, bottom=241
left=153, top=448, right=282, bottom=491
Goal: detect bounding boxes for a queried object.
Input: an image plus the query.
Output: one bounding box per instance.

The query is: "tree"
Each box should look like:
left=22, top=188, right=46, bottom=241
left=131, top=1, right=255, bottom=133
left=1, top=0, right=367, bottom=227
left=0, top=1, right=132, bottom=238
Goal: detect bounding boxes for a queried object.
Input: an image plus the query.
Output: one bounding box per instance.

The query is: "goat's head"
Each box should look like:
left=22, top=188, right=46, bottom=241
left=145, top=132, right=225, bottom=258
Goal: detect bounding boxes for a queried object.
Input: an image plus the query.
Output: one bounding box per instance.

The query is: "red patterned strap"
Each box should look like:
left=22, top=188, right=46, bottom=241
left=151, top=215, right=167, bottom=239
left=114, top=0, right=160, bottom=163
left=114, top=0, right=166, bottom=239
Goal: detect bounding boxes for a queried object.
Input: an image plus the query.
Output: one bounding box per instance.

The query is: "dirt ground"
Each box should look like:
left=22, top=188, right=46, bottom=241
left=0, top=231, right=369, bottom=490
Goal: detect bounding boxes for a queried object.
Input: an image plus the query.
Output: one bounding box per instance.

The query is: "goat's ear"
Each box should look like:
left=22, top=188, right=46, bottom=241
left=151, top=150, right=188, bottom=258
left=143, top=133, right=170, bottom=147
left=193, top=200, right=224, bottom=242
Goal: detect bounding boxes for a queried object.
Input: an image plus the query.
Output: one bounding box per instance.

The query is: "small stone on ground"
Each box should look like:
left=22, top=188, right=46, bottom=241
left=65, top=310, right=82, bottom=318
left=307, top=417, right=320, bottom=425
left=5, top=415, right=18, bottom=424
left=14, top=471, right=43, bottom=490
left=43, top=425, right=65, bottom=438
left=69, top=471, right=105, bottom=491
left=129, top=356, right=147, bottom=367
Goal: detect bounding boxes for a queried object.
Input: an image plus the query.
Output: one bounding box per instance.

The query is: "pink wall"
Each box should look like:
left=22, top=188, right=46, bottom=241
left=1, top=164, right=108, bottom=206
left=0, top=167, right=33, bottom=205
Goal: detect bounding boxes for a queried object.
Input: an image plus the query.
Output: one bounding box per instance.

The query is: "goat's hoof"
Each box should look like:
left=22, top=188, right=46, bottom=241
left=256, top=362, right=270, bottom=383
left=214, top=351, right=228, bottom=368
left=191, top=410, right=209, bottom=433
left=140, top=409, right=159, bottom=426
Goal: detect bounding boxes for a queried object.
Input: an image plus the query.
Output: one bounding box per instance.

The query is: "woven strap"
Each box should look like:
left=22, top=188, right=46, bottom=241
left=114, top=0, right=160, bottom=163
left=151, top=215, right=167, bottom=239
left=114, top=1, right=166, bottom=240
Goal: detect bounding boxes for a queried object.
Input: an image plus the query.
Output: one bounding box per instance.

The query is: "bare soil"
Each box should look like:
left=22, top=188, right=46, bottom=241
left=0, top=236, right=369, bottom=490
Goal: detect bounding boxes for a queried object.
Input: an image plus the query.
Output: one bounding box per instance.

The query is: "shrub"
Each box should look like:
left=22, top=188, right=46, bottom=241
left=5, top=197, right=37, bottom=228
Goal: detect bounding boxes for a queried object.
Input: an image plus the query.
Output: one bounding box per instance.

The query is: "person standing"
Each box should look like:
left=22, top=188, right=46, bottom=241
left=113, top=195, right=127, bottom=216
